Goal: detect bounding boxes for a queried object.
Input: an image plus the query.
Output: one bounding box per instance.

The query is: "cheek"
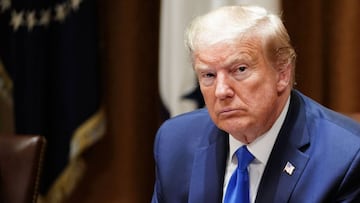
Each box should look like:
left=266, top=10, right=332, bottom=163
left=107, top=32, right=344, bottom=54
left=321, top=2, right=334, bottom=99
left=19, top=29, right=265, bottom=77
left=200, top=87, right=218, bottom=117
left=240, top=74, right=278, bottom=107
left=200, top=86, right=214, bottom=102
left=244, top=72, right=272, bottom=91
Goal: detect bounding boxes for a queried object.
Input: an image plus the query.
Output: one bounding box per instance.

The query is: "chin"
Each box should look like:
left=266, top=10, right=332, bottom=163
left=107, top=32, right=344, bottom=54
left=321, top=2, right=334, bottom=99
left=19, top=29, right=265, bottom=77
left=218, top=120, right=250, bottom=135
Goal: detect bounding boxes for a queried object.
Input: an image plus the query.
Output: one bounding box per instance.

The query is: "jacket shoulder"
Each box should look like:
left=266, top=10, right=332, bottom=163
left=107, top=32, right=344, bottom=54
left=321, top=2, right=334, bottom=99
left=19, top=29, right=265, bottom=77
left=296, top=91, right=360, bottom=137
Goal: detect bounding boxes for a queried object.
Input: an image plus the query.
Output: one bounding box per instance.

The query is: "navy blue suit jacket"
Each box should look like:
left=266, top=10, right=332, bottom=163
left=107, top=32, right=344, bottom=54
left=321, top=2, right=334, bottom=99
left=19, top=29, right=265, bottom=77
left=152, top=90, right=360, bottom=203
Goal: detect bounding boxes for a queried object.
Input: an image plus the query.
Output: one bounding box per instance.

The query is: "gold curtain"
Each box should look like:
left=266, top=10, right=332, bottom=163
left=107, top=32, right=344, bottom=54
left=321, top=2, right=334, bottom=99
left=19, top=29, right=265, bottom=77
left=283, top=0, right=360, bottom=113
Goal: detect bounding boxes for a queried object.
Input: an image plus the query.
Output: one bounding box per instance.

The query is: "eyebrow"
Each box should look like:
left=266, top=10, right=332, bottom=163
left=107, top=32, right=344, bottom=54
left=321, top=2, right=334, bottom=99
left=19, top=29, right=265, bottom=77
left=223, top=51, right=259, bottom=68
left=194, top=49, right=259, bottom=71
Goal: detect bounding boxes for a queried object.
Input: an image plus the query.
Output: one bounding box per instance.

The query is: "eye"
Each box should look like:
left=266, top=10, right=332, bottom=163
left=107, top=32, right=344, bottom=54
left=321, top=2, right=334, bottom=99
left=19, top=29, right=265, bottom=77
left=198, top=72, right=216, bottom=86
left=233, top=65, right=251, bottom=81
left=237, top=66, right=247, bottom=72
left=204, top=73, right=215, bottom=78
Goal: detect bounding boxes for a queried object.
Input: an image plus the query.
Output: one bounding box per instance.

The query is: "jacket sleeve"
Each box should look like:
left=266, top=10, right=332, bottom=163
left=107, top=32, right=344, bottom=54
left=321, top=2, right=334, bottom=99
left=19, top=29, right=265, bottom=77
left=336, top=148, right=360, bottom=202
left=151, top=128, right=163, bottom=203
left=151, top=179, right=161, bottom=203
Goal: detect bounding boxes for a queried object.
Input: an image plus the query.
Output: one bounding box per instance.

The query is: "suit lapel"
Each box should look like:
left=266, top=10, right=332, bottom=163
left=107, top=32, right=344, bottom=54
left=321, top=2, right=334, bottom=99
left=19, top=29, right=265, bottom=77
left=256, top=141, right=310, bottom=203
left=188, top=128, right=228, bottom=203
left=256, top=91, right=311, bottom=203
left=274, top=147, right=309, bottom=202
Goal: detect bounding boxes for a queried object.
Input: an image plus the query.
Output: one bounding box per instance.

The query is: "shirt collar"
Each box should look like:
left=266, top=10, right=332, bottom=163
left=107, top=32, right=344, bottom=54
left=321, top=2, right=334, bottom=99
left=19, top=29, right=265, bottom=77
left=228, top=96, right=290, bottom=164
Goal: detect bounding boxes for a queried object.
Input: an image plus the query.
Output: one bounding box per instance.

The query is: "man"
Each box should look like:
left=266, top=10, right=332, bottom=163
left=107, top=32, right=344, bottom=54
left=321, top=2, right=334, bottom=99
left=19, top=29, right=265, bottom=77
left=152, top=5, right=360, bottom=203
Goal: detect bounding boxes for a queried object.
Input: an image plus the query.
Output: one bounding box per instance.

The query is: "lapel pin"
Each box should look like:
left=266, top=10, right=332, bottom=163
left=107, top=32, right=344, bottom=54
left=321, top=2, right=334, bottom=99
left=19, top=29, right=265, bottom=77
left=283, top=161, right=295, bottom=176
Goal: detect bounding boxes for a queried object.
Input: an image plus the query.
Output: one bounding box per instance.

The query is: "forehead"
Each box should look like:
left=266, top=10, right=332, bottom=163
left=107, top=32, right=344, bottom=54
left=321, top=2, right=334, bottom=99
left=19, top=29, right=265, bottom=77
left=193, top=36, right=264, bottom=68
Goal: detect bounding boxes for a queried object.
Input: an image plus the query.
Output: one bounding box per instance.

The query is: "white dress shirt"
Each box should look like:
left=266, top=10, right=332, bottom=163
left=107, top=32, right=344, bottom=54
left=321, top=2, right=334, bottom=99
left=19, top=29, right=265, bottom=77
left=222, top=97, right=290, bottom=203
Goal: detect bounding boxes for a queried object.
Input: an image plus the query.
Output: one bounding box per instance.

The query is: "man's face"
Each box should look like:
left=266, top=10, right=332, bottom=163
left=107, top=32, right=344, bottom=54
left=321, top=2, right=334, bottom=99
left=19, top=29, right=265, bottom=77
left=194, top=37, right=291, bottom=143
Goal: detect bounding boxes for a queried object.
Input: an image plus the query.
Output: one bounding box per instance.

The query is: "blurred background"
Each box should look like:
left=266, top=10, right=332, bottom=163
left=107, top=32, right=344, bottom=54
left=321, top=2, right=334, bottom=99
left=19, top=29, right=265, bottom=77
left=0, top=0, right=359, bottom=203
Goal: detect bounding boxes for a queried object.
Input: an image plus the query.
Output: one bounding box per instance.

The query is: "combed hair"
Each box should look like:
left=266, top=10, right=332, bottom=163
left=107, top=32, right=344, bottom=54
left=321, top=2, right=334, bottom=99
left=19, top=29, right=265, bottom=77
left=185, top=5, right=297, bottom=82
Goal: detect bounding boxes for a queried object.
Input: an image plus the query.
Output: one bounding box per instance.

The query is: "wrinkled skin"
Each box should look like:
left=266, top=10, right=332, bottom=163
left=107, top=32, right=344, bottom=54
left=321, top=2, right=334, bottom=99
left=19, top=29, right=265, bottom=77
left=193, top=37, right=292, bottom=144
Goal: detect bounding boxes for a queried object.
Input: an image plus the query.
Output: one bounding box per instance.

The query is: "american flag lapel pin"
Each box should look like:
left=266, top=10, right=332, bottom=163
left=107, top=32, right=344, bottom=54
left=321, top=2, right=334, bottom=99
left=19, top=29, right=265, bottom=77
left=283, top=161, right=295, bottom=176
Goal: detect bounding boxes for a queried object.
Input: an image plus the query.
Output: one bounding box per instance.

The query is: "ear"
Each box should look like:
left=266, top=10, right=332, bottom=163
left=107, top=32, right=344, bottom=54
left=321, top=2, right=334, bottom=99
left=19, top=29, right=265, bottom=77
left=276, top=64, right=292, bottom=92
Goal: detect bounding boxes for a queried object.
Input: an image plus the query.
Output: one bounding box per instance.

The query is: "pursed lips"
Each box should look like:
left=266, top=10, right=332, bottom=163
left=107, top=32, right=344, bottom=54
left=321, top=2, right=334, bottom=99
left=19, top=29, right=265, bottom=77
left=217, top=107, right=244, bottom=117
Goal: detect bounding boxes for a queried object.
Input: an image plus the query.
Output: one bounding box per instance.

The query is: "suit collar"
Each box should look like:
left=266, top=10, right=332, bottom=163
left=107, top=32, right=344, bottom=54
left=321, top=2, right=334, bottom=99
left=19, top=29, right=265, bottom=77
left=255, top=90, right=311, bottom=203
left=188, top=126, right=228, bottom=203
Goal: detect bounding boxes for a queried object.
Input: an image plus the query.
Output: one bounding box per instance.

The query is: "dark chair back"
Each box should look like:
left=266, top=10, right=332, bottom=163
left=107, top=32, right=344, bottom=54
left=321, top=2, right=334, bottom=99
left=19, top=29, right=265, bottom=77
left=0, top=134, right=46, bottom=203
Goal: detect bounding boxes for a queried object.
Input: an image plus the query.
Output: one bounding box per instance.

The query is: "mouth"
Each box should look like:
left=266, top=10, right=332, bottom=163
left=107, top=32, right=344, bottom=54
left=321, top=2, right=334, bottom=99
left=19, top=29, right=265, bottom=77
left=217, top=108, right=243, bottom=117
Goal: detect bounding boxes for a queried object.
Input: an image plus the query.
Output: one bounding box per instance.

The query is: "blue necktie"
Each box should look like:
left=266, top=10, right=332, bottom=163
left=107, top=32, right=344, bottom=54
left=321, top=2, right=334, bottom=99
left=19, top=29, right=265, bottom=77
left=224, top=146, right=254, bottom=203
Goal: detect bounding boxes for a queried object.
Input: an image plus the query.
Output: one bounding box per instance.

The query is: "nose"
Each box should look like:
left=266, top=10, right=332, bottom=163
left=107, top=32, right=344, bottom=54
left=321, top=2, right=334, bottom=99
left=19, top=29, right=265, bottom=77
left=215, top=73, right=234, bottom=99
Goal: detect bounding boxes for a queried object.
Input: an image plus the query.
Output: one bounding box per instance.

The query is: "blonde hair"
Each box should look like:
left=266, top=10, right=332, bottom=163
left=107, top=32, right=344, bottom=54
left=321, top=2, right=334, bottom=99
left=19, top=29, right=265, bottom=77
left=185, top=5, right=296, bottom=82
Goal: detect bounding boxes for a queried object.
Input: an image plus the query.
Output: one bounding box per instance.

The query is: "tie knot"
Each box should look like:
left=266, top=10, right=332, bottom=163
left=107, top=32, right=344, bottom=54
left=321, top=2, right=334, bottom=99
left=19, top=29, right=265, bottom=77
left=235, top=146, right=254, bottom=171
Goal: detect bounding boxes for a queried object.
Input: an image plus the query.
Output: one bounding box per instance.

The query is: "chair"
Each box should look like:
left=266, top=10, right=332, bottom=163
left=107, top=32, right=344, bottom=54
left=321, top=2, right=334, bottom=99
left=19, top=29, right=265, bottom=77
left=0, top=134, right=46, bottom=203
